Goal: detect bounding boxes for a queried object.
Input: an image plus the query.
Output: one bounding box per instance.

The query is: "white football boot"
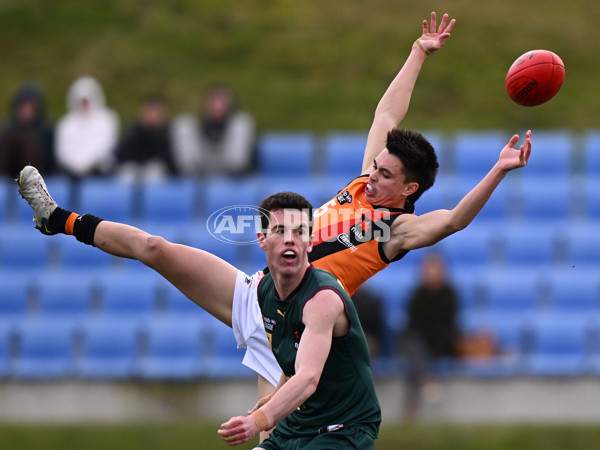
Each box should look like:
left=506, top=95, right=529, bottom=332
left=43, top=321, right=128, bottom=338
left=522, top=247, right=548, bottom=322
left=17, top=165, right=58, bottom=235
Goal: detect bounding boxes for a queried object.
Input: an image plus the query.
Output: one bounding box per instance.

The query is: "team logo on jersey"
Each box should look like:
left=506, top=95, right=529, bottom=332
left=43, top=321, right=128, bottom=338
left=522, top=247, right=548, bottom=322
left=293, top=326, right=302, bottom=349
left=336, top=190, right=352, bottom=205
left=263, top=316, right=276, bottom=332
left=336, top=233, right=357, bottom=253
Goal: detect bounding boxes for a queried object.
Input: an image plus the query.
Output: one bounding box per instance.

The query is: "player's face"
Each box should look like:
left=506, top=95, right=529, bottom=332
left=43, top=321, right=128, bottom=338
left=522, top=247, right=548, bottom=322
left=260, top=209, right=313, bottom=277
left=365, top=149, right=418, bottom=208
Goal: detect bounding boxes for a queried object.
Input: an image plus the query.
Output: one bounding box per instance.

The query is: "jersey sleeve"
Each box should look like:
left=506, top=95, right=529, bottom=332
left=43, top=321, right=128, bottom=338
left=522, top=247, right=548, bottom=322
left=231, top=269, right=282, bottom=387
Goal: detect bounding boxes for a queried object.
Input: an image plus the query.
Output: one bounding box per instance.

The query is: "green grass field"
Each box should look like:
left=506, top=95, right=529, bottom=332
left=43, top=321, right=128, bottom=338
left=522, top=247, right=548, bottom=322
left=2, top=423, right=600, bottom=450
left=0, top=0, right=598, bottom=131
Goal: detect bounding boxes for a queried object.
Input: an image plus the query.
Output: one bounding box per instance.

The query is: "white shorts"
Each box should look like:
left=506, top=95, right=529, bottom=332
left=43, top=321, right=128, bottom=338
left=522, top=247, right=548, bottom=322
left=231, top=270, right=282, bottom=387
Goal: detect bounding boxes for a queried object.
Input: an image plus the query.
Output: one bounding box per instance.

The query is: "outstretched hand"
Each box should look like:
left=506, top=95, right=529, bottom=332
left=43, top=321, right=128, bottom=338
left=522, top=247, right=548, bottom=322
left=414, top=12, right=456, bottom=56
left=498, top=130, right=532, bottom=172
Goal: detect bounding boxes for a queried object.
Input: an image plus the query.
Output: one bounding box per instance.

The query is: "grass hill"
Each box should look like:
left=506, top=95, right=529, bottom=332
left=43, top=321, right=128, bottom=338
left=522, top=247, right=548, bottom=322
left=0, top=0, right=598, bottom=133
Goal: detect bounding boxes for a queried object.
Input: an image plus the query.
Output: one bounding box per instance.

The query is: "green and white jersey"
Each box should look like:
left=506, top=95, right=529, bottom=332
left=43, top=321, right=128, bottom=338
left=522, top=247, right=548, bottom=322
left=257, top=265, right=381, bottom=439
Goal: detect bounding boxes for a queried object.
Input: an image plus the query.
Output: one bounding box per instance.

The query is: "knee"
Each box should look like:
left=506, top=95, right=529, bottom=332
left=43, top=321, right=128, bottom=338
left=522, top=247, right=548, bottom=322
left=139, top=235, right=169, bottom=266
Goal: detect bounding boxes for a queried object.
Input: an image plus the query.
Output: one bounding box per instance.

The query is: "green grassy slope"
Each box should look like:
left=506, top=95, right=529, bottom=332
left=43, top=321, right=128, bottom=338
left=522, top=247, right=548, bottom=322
left=2, top=423, right=600, bottom=450
left=0, top=0, right=598, bottom=132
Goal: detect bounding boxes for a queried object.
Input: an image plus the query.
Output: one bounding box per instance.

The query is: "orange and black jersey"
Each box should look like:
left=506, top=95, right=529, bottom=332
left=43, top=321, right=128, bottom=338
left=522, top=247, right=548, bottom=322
left=309, top=175, right=414, bottom=296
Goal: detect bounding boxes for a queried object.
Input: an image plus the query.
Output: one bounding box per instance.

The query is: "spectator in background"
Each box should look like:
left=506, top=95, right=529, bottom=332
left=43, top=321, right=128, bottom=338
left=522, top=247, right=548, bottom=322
left=55, top=76, right=119, bottom=179
left=114, top=95, right=176, bottom=182
left=352, top=285, right=385, bottom=359
left=0, top=81, right=54, bottom=178
left=170, top=85, right=256, bottom=176
left=400, top=250, right=459, bottom=422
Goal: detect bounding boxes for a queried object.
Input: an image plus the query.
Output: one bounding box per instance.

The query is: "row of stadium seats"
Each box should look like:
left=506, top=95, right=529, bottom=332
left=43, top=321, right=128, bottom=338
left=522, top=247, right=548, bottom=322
left=2, top=220, right=599, bottom=274
left=256, top=129, right=600, bottom=178
left=2, top=172, right=600, bottom=225
left=0, top=315, right=252, bottom=380
left=2, top=300, right=600, bottom=380
left=2, top=265, right=598, bottom=322
left=2, top=128, right=599, bottom=380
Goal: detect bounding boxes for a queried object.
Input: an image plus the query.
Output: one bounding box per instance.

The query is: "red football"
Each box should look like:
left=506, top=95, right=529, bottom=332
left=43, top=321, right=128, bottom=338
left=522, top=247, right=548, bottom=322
left=505, top=50, right=565, bottom=106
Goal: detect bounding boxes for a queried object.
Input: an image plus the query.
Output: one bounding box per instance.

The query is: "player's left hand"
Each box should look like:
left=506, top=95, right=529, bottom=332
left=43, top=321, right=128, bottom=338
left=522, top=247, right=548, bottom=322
left=498, top=130, right=532, bottom=172
left=218, top=415, right=259, bottom=446
left=414, top=12, right=456, bottom=55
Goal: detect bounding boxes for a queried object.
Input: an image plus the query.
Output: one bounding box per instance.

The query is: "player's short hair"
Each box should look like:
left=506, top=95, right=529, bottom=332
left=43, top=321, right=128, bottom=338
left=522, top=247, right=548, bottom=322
left=386, top=129, right=439, bottom=207
left=258, top=192, right=313, bottom=233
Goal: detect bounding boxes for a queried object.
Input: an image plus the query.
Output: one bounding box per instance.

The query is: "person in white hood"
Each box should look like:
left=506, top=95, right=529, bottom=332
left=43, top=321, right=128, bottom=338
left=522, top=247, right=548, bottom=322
left=55, top=76, right=119, bottom=178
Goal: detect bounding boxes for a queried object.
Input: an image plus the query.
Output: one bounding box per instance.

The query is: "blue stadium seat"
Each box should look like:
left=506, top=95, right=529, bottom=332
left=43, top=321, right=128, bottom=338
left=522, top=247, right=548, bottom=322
left=582, top=130, right=600, bottom=178
left=415, top=176, right=451, bottom=214
left=461, top=311, right=527, bottom=356
left=255, top=175, right=323, bottom=210
left=453, top=130, right=507, bottom=176
left=203, top=320, right=254, bottom=379
left=578, top=177, right=600, bottom=220
left=519, top=130, right=573, bottom=182
left=481, top=269, right=543, bottom=314
left=364, top=268, right=416, bottom=335
left=497, top=223, right=560, bottom=267
left=139, top=317, right=206, bottom=380
left=323, top=131, right=368, bottom=176
left=256, top=132, right=316, bottom=175
left=160, top=281, right=213, bottom=319
left=311, top=174, right=358, bottom=209
left=139, top=177, right=198, bottom=222
left=439, top=225, right=500, bottom=269
left=421, top=130, right=450, bottom=174
left=514, top=178, right=573, bottom=222
left=0, top=272, right=34, bottom=318
left=547, top=274, right=600, bottom=312
left=16, top=175, right=72, bottom=224
left=563, top=222, right=600, bottom=267
left=97, top=274, right=158, bottom=320
left=79, top=177, right=135, bottom=223
left=203, top=176, right=260, bottom=218
left=13, top=318, right=76, bottom=379
left=0, top=321, right=13, bottom=378
left=450, top=269, right=487, bottom=312
left=449, top=175, right=515, bottom=222
left=0, top=226, right=53, bottom=271
left=76, top=317, right=140, bottom=379
left=36, top=273, right=95, bottom=319
left=524, top=313, right=593, bottom=376
left=187, top=232, right=242, bottom=266
left=457, top=311, right=526, bottom=377
left=55, top=234, right=114, bottom=270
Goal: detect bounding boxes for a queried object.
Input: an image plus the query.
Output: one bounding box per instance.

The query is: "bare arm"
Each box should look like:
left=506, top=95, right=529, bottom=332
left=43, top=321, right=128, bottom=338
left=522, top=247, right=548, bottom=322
left=218, top=290, right=346, bottom=446
left=362, top=12, right=456, bottom=173
left=383, top=131, right=532, bottom=257
left=94, top=221, right=237, bottom=325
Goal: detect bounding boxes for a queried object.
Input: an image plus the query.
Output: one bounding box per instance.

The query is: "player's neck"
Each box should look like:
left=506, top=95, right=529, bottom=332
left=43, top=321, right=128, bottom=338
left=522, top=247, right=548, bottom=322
left=271, top=262, right=311, bottom=300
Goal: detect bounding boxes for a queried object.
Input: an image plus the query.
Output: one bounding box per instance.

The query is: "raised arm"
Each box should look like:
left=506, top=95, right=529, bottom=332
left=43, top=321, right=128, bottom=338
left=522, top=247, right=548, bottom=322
left=362, top=11, right=456, bottom=174
left=217, top=290, right=346, bottom=446
left=383, top=131, right=532, bottom=256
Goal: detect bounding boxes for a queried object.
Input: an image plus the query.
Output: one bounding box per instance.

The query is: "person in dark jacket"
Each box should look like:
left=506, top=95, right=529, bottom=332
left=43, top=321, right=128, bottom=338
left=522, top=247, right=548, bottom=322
left=0, top=81, right=54, bottom=177
left=400, top=250, right=459, bottom=421
left=114, top=95, right=177, bottom=182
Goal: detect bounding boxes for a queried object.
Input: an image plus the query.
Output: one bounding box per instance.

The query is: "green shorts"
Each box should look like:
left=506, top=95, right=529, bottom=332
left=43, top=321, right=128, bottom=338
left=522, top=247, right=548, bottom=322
left=257, top=427, right=375, bottom=450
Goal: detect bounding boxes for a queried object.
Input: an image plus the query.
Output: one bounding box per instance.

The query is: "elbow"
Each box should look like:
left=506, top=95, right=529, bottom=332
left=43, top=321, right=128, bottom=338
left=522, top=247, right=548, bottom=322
left=304, top=373, right=320, bottom=398
left=449, top=221, right=467, bottom=234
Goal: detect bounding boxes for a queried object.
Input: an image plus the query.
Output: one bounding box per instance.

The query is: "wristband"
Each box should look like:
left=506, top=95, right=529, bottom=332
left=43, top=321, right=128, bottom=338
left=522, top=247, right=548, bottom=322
left=250, top=409, right=271, bottom=431
left=415, top=39, right=431, bottom=56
